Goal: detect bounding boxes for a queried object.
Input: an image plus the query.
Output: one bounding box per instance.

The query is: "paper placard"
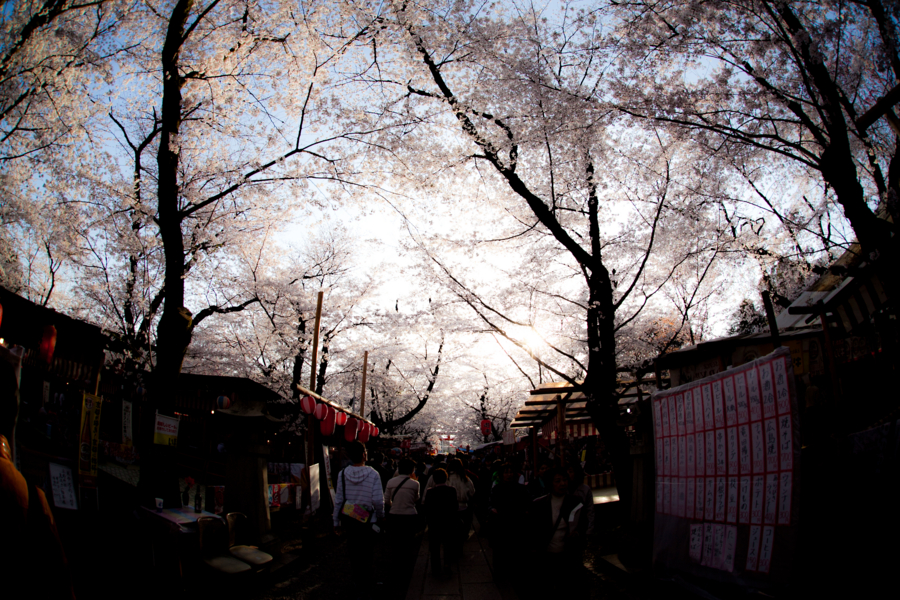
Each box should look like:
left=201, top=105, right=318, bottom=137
left=676, top=394, right=685, bottom=436
left=750, top=475, right=765, bottom=524
left=693, top=389, right=705, bottom=431
left=702, top=385, right=714, bottom=430
left=778, top=414, right=793, bottom=471
left=685, top=390, right=695, bottom=434
left=686, top=477, right=695, bottom=520
left=713, top=523, right=725, bottom=570
left=695, top=477, right=705, bottom=519
left=713, top=381, right=725, bottom=429
left=739, top=475, right=751, bottom=523
left=679, top=436, right=687, bottom=477
left=764, top=473, right=779, bottom=524
left=727, top=427, right=739, bottom=474
left=696, top=432, right=705, bottom=476
left=747, top=367, right=762, bottom=422
left=773, top=356, right=791, bottom=415
left=723, top=376, right=737, bottom=427
left=687, top=434, right=695, bottom=477
left=669, top=399, right=677, bottom=440
left=715, top=429, right=727, bottom=475
left=778, top=471, right=792, bottom=525
left=701, top=522, right=714, bottom=567
left=746, top=525, right=762, bottom=571
left=661, top=397, right=670, bottom=437
left=705, top=477, right=716, bottom=521
left=663, top=477, right=671, bottom=514
left=689, top=523, right=704, bottom=563
left=760, top=362, right=776, bottom=419
left=758, top=525, right=775, bottom=573
left=739, top=424, right=751, bottom=474
left=664, top=437, right=671, bottom=476
left=735, top=372, right=749, bottom=424
left=723, top=525, right=738, bottom=572
left=715, top=476, right=726, bottom=522
left=751, top=421, right=765, bottom=473
left=727, top=476, right=738, bottom=523
left=654, top=400, right=663, bottom=439
left=706, top=430, right=716, bottom=476
left=764, top=418, right=779, bottom=472
left=49, top=463, right=77, bottom=510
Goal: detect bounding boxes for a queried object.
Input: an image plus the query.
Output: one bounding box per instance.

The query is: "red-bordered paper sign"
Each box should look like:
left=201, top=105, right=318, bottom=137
left=652, top=347, right=799, bottom=586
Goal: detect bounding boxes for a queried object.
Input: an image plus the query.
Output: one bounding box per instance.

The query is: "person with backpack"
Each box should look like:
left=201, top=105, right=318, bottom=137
left=333, top=441, right=384, bottom=597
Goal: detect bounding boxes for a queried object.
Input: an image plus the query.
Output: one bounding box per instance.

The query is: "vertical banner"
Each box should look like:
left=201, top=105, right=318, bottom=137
left=122, top=400, right=133, bottom=446
left=77, top=393, right=103, bottom=487
left=322, top=445, right=336, bottom=504
left=652, top=347, right=799, bottom=587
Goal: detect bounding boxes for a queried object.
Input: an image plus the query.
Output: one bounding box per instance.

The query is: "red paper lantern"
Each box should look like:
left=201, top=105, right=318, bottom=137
left=320, top=406, right=336, bottom=436
left=358, top=422, right=370, bottom=443
left=480, top=419, right=492, bottom=437
left=372, top=427, right=379, bottom=438
left=344, top=418, right=359, bottom=442
left=39, top=325, right=57, bottom=365
left=0, top=302, right=3, bottom=329
left=300, top=395, right=316, bottom=415
left=335, top=411, right=348, bottom=426
left=216, top=395, right=231, bottom=410
left=314, top=402, right=328, bottom=420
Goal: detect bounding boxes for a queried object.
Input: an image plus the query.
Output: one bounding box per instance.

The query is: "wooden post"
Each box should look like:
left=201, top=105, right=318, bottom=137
left=306, top=291, right=324, bottom=514
left=556, top=394, right=565, bottom=467
left=359, top=351, right=368, bottom=418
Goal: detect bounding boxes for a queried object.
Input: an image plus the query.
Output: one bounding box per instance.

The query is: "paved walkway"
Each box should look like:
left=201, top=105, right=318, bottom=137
left=405, top=524, right=517, bottom=600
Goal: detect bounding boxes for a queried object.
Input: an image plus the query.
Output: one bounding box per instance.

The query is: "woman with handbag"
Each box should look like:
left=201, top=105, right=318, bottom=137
left=333, top=441, right=384, bottom=597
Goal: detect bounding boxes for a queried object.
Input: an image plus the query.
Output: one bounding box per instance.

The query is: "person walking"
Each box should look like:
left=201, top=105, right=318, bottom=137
left=333, top=441, right=384, bottom=600
left=488, top=462, right=528, bottom=580
left=423, top=468, right=458, bottom=578
left=525, top=467, right=584, bottom=599
left=447, top=458, right=476, bottom=552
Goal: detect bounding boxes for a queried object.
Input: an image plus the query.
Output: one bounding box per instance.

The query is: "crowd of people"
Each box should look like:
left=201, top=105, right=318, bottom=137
left=332, top=441, right=597, bottom=599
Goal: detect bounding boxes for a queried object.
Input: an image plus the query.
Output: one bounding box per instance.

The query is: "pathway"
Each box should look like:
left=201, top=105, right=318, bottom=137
left=404, top=524, right=517, bottom=600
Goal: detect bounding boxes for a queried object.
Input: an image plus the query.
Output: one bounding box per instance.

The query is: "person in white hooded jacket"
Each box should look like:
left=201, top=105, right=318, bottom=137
left=333, top=441, right=384, bottom=596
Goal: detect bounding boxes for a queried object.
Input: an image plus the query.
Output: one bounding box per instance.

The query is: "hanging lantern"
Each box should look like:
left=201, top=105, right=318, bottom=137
left=314, top=402, right=328, bottom=420
left=0, top=302, right=3, bottom=329
left=372, top=427, right=379, bottom=438
left=39, top=325, right=57, bottom=365
left=320, top=406, right=336, bottom=436
left=300, top=395, right=317, bottom=415
left=344, top=417, right=359, bottom=442
left=335, top=411, right=347, bottom=427
left=480, top=419, right=492, bottom=437
left=358, top=422, right=370, bottom=443
left=216, top=395, right=231, bottom=410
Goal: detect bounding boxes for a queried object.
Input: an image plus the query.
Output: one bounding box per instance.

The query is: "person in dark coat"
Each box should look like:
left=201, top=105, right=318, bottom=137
left=488, top=462, right=528, bottom=579
left=422, top=468, right=458, bottom=578
left=525, top=468, right=584, bottom=599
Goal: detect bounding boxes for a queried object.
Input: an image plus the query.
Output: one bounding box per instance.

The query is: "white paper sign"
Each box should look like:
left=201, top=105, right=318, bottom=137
left=751, top=421, right=765, bottom=473
left=723, top=525, right=738, bottom=573
left=739, top=424, right=751, bottom=474
left=764, top=418, right=779, bottom=472
left=778, top=471, right=792, bottom=525
left=723, top=376, right=737, bottom=427
left=715, top=476, right=726, bottom=522
left=685, top=390, right=694, bottom=434
left=689, top=523, right=703, bottom=563
left=747, top=367, right=762, bottom=422
left=758, top=525, right=775, bottom=573
left=778, top=414, right=793, bottom=471
left=713, top=381, right=725, bottom=429
left=735, top=372, right=749, bottom=424
left=751, top=474, right=765, bottom=524
left=705, top=477, right=716, bottom=521
left=727, top=476, right=738, bottom=523
left=49, top=463, right=77, bottom=510
left=739, top=475, right=751, bottom=524
left=773, top=356, right=791, bottom=415
left=746, top=525, right=761, bottom=571
left=764, top=472, right=779, bottom=525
